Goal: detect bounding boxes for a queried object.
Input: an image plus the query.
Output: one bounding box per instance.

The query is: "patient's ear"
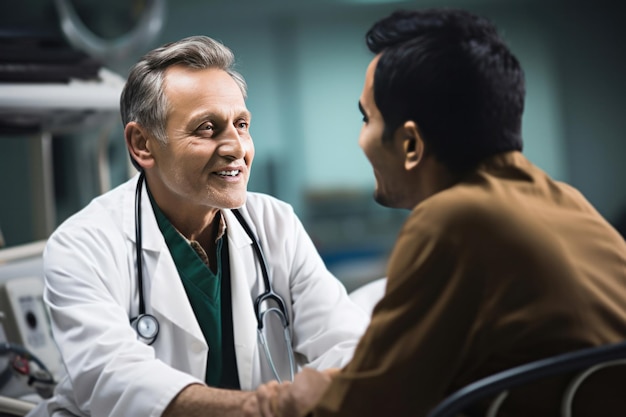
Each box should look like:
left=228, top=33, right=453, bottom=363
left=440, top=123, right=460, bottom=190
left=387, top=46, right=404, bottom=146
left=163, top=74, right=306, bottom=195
left=400, top=120, right=425, bottom=171
left=125, top=122, right=155, bottom=170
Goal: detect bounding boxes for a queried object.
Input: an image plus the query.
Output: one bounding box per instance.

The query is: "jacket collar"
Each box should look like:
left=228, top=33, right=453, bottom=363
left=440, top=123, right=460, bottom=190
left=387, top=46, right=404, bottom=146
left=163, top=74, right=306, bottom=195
left=122, top=173, right=164, bottom=252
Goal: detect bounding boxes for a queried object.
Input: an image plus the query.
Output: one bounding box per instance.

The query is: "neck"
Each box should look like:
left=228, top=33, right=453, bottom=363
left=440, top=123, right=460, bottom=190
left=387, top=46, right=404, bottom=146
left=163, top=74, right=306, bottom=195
left=173, top=209, right=222, bottom=251
left=409, top=155, right=461, bottom=208
left=145, top=175, right=222, bottom=251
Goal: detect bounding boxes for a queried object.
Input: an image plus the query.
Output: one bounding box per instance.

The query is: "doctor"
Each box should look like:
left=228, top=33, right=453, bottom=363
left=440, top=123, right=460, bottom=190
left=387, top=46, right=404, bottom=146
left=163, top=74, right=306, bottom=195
left=27, top=35, right=368, bottom=417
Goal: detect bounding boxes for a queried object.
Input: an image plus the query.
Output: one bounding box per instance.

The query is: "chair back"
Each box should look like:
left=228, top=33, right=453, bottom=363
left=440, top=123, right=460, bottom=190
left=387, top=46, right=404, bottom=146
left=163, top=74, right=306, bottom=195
left=426, top=341, right=626, bottom=417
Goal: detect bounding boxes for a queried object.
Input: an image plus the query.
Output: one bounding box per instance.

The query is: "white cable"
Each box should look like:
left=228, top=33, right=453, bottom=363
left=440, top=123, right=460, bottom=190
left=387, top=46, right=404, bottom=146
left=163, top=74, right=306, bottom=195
left=0, top=395, right=36, bottom=416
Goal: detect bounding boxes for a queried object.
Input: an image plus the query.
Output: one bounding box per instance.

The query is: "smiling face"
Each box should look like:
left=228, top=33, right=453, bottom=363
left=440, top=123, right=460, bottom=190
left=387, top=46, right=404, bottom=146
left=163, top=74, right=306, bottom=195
left=358, top=55, right=416, bottom=209
left=144, top=65, right=254, bottom=217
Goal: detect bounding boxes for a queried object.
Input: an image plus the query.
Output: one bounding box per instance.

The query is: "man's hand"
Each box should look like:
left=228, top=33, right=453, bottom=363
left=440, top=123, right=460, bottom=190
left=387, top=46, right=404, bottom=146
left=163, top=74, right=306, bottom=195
left=321, top=367, right=340, bottom=377
left=163, top=384, right=262, bottom=417
left=255, top=368, right=333, bottom=417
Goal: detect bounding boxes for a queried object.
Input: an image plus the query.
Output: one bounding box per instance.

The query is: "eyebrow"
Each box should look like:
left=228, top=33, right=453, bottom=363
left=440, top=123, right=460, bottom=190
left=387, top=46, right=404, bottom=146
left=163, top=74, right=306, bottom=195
left=190, top=108, right=251, bottom=124
left=234, top=109, right=252, bottom=122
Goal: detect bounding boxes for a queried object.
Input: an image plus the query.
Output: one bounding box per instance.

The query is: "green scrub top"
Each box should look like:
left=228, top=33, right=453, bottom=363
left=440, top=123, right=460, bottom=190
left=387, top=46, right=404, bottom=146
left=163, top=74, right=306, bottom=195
left=148, top=189, right=239, bottom=388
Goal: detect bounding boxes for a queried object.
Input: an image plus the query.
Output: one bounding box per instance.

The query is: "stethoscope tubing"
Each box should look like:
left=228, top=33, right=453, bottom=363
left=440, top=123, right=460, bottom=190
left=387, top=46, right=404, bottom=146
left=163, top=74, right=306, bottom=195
left=231, top=208, right=290, bottom=329
left=135, top=171, right=146, bottom=315
left=132, top=172, right=295, bottom=381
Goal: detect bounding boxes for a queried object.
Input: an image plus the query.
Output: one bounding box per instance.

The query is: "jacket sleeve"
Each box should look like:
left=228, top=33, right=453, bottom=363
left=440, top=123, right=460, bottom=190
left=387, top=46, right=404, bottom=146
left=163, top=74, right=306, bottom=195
left=310, top=205, right=489, bottom=417
left=43, top=211, right=201, bottom=417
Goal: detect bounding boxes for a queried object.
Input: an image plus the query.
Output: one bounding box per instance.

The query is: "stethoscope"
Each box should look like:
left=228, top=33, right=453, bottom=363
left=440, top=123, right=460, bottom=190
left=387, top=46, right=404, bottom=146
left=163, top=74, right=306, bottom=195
left=130, top=172, right=295, bottom=382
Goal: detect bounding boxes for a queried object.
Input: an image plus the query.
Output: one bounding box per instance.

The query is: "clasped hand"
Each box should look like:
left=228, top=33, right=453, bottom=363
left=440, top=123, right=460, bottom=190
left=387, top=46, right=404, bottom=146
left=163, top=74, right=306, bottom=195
left=244, top=367, right=337, bottom=417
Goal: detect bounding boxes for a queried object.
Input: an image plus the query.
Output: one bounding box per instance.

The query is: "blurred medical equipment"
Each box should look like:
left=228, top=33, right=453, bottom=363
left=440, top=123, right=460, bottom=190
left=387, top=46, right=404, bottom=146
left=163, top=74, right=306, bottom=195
left=0, top=394, right=36, bottom=416
left=0, top=277, right=61, bottom=381
left=53, top=0, right=166, bottom=66
left=0, top=29, right=125, bottom=240
left=0, top=339, right=56, bottom=400
left=132, top=172, right=296, bottom=382
left=0, top=241, right=60, bottom=403
left=1, top=0, right=165, bottom=248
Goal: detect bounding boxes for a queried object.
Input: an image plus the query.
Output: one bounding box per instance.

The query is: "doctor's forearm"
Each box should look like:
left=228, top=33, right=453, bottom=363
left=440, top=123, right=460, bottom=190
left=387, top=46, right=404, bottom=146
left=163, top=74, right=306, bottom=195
left=162, top=383, right=259, bottom=417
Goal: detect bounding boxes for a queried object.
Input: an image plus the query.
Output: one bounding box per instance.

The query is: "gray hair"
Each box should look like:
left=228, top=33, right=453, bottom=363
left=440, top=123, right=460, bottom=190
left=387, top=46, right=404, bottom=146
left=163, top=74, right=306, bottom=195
left=120, top=35, right=247, bottom=145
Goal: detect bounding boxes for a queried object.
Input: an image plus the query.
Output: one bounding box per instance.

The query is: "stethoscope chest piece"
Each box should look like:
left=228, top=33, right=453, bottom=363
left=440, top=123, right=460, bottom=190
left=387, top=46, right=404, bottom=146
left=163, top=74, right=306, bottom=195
left=131, top=313, right=159, bottom=345
left=132, top=174, right=294, bottom=379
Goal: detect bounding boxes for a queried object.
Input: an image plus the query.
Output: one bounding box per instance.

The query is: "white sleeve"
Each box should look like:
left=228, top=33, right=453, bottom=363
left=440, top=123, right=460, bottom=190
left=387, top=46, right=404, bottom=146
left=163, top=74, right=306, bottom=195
left=246, top=195, right=370, bottom=370
left=287, top=211, right=370, bottom=369
left=43, top=215, right=200, bottom=417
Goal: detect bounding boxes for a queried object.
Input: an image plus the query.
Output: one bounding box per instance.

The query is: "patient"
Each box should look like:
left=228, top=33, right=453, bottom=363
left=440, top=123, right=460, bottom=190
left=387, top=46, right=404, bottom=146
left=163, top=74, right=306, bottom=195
left=252, top=8, right=626, bottom=417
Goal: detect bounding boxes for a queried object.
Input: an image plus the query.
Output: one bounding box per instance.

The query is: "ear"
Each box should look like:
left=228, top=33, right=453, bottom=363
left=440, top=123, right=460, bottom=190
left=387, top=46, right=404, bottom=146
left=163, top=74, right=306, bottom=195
left=399, top=120, right=425, bottom=171
left=125, top=122, right=156, bottom=170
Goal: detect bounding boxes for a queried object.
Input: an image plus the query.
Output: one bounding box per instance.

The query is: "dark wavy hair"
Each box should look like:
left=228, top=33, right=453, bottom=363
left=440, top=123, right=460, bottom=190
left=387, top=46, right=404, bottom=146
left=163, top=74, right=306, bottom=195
left=366, top=8, right=525, bottom=173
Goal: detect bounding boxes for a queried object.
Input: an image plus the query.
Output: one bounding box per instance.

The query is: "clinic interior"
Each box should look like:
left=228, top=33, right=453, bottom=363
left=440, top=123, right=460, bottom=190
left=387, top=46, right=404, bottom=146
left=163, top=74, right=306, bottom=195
left=0, top=0, right=625, bottom=291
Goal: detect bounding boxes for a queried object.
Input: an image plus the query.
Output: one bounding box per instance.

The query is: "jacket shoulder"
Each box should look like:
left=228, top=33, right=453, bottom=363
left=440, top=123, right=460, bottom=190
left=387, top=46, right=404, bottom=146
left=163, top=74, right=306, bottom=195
left=241, top=192, right=296, bottom=223
left=47, top=177, right=136, bottom=245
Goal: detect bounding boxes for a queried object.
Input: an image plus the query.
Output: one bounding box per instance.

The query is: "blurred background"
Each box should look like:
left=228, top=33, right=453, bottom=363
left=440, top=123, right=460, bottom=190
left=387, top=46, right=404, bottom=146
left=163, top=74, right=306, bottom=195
left=0, top=0, right=625, bottom=291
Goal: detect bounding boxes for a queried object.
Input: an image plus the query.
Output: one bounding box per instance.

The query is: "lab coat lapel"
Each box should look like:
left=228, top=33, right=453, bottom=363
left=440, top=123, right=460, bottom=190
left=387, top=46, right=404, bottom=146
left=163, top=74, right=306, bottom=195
left=223, top=209, right=259, bottom=390
left=148, top=245, right=205, bottom=344
left=123, top=175, right=205, bottom=344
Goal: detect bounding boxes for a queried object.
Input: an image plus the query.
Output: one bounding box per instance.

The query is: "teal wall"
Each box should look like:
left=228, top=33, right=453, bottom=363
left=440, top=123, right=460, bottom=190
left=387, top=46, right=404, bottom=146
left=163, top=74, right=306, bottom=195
left=154, top=0, right=625, bottom=221
left=1, top=0, right=625, bottom=253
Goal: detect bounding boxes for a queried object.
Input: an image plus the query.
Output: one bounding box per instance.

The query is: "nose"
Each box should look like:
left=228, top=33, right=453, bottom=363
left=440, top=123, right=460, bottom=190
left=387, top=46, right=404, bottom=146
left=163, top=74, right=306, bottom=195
left=218, top=125, right=246, bottom=160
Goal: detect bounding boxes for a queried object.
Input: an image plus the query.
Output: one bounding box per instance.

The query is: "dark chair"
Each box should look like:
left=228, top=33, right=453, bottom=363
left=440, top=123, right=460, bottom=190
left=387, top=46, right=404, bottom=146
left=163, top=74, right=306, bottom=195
left=426, top=341, right=626, bottom=417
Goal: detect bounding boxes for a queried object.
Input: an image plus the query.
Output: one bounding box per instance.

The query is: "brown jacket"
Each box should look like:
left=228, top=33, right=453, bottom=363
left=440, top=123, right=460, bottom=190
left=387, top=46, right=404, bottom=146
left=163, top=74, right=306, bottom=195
left=313, top=151, right=626, bottom=417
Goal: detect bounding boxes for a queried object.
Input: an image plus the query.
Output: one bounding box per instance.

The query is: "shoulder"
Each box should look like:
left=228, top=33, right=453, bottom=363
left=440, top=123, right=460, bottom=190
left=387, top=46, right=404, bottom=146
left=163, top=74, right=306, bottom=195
left=232, top=193, right=307, bottom=252
left=407, top=182, right=512, bottom=238
left=241, top=192, right=297, bottom=224
left=46, top=177, right=135, bottom=251
left=397, top=178, right=552, bottom=267
left=244, top=192, right=293, bottom=210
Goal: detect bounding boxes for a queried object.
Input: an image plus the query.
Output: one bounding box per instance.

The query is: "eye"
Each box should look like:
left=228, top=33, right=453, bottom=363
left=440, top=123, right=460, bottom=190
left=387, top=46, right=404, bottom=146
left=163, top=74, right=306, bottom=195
left=196, top=122, right=215, bottom=136
left=236, top=120, right=250, bottom=131
left=362, top=115, right=369, bottom=123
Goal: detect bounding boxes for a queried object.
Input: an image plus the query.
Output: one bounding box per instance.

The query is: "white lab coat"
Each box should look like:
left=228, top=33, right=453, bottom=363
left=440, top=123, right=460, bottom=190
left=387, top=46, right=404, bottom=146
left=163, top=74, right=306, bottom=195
left=27, top=174, right=369, bottom=417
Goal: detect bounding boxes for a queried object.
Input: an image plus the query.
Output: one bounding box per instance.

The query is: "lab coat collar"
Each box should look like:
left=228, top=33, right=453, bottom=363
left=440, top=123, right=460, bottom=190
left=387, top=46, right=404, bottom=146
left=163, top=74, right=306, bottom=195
left=122, top=174, right=205, bottom=343
left=122, top=173, right=163, bottom=252
left=122, top=179, right=260, bottom=387
left=222, top=208, right=253, bottom=249
left=122, top=174, right=251, bottom=253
